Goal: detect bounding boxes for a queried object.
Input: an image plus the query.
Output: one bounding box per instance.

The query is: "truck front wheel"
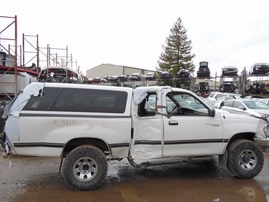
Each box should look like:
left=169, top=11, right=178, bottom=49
left=63, top=145, right=108, bottom=190
left=227, top=139, right=264, bottom=179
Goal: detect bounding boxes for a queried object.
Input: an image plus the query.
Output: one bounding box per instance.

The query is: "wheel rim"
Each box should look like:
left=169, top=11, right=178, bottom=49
left=238, top=149, right=257, bottom=171
left=73, top=157, right=98, bottom=182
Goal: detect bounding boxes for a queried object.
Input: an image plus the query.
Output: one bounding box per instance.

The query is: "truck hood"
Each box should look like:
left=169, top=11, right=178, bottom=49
left=215, top=108, right=268, bottom=137
left=216, top=108, right=266, bottom=121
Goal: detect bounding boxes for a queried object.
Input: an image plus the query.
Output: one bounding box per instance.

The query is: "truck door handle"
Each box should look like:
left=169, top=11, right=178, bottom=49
left=169, top=120, right=178, bottom=125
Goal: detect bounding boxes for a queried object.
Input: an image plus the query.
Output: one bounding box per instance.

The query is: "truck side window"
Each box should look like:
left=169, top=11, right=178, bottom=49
left=138, top=93, right=157, bottom=117
left=166, top=92, right=208, bottom=116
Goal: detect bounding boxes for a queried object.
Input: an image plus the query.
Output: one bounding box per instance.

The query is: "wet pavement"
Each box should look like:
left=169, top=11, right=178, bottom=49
left=0, top=150, right=269, bottom=202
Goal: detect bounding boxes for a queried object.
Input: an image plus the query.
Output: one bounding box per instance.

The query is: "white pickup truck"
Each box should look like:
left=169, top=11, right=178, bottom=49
left=1, top=82, right=269, bottom=190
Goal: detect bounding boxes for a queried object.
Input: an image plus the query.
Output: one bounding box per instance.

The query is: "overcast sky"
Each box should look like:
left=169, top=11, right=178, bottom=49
left=1, top=0, right=269, bottom=76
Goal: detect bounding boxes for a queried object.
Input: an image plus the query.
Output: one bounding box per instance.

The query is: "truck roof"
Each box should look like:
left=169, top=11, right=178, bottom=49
left=38, top=82, right=133, bottom=92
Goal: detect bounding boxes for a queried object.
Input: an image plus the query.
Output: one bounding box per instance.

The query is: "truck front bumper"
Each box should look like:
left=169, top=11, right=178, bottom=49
left=254, top=137, right=269, bottom=147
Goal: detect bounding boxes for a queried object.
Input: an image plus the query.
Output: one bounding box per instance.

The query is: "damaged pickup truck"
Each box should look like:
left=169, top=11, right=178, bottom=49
left=1, top=82, right=269, bottom=190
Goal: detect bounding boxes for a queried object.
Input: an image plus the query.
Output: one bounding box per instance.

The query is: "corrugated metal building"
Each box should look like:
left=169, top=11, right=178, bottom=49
left=86, top=63, right=155, bottom=78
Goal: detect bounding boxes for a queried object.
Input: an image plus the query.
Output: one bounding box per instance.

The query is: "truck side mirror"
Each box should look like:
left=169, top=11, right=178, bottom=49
left=208, top=109, right=215, bottom=117
left=167, top=112, right=172, bottom=118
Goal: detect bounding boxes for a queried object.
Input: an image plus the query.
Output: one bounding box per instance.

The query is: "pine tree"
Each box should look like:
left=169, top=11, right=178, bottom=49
left=158, top=17, right=195, bottom=76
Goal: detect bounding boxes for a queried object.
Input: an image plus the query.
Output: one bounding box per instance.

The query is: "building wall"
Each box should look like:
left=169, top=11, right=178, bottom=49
left=86, top=63, right=155, bottom=78
left=86, top=64, right=123, bottom=78
left=123, top=66, right=142, bottom=75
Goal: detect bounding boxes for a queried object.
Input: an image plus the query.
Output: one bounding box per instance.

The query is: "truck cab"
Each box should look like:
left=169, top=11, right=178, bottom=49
left=131, top=86, right=222, bottom=160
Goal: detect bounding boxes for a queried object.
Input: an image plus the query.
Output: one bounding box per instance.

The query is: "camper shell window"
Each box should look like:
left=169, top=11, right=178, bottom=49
left=23, top=87, right=61, bottom=111
left=23, top=87, right=128, bottom=113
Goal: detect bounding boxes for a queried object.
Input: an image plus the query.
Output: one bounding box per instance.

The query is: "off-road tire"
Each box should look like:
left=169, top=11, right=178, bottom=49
left=63, top=145, right=108, bottom=190
left=227, top=139, right=264, bottom=179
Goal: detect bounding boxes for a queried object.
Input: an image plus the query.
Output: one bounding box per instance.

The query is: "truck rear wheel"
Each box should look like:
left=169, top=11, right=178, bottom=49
left=227, top=139, right=264, bottom=179
left=63, top=145, right=108, bottom=190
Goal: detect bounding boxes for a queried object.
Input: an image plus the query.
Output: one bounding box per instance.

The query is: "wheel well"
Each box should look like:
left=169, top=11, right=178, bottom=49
left=228, top=133, right=255, bottom=148
left=219, top=132, right=256, bottom=168
left=62, top=138, right=110, bottom=158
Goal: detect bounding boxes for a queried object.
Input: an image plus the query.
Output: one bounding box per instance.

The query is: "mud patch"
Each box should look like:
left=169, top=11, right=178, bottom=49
left=0, top=153, right=268, bottom=202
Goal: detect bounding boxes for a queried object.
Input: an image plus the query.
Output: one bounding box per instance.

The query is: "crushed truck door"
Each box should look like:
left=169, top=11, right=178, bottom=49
left=130, top=89, right=164, bottom=160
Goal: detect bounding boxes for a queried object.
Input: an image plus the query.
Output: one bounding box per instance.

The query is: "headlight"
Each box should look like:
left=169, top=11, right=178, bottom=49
left=260, top=113, right=269, bottom=119
left=256, top=118, right=269, bottom=138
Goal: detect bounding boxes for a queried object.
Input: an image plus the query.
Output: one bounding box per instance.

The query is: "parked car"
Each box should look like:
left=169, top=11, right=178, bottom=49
left=38, top=66, right=82, bottom=83
left=249, top=63, right=269, bottom=75
left=92, top=77, right=101, bottom=83
left=118, top=75, right=129, bottom=82
left=159, top=71, right=172, bottom=80
left=221, top=66, right=238, bottom=77
left=197, top=82, right=210, bottom=93
left=174, top=69, right=191, bottom=79
left=208, top=91, right=241, bottom=101
left=106, top=75, right=119, bottom=82
left=197, top=61, right=210, bottom=78
left=246, top=81, right=266, bottom=94
left=219, top=81, right=236, bottom=93
left=220, top=99, right=269, bottom=117
left=145, top=72, right=156, bottom=80
left=260, top=98, right=269, bottom=106
left=130, top=72, right=144, bottom=81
